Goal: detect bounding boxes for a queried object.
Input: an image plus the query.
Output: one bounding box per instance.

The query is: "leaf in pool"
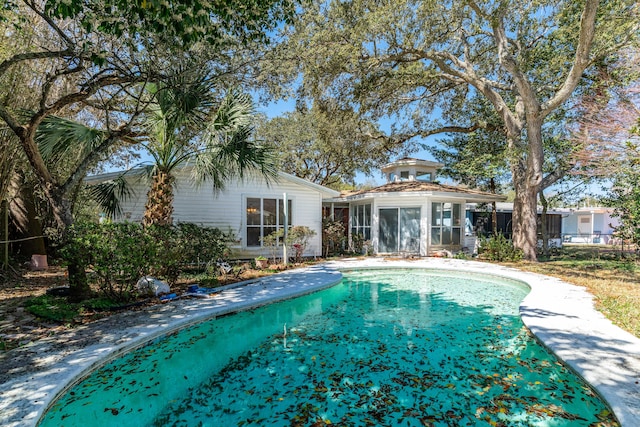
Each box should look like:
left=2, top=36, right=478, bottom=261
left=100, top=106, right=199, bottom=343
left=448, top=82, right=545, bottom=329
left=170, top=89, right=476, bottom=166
left=104, top=407, right=119, bottom=415
left=596, top=408, right=612, bottom=420
left=419, top=417, right=435, bottom=426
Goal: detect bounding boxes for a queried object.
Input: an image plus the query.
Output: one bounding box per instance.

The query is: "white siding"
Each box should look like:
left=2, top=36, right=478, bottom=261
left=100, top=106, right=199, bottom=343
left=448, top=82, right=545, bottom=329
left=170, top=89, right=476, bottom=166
left=355, top=195, right=470, bottom=256
left=113, top=170, right=325, bottom=259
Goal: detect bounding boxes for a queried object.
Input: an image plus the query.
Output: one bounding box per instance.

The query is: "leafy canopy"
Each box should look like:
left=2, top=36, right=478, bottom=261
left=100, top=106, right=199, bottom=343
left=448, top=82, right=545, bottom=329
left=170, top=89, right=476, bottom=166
left=256, top=101, right=399, bottom=188
left=45, top=0, right=297, bottom=48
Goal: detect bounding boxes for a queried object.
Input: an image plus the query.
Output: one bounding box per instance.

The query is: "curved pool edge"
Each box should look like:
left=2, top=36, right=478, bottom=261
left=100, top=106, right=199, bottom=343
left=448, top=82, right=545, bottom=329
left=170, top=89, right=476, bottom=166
left=0, top=264, right=342, bottom=427
left=327, top=258, right=640, bottom=427
left=1, top=259, right=638, bottom=427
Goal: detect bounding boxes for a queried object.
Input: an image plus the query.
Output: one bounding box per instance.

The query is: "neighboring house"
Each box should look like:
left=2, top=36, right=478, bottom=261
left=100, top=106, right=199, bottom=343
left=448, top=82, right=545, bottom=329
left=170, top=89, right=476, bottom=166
left=467, top=202, right=564, bottom=248
left=560, top=207, right=620, bottom=245
left=324, top=158, right=505, bottom=256
left=85, top=167, right=340, bottom=259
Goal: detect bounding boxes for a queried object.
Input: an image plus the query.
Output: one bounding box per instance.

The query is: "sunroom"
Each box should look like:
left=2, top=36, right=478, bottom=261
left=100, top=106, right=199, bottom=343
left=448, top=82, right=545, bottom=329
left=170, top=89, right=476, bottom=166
left=328, top=158, right=505, bottom=256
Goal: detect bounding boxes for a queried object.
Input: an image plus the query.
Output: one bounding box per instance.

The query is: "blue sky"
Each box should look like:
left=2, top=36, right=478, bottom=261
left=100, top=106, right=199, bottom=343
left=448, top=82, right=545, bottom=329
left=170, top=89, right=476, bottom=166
left=256, top=98, right=439, bottom=186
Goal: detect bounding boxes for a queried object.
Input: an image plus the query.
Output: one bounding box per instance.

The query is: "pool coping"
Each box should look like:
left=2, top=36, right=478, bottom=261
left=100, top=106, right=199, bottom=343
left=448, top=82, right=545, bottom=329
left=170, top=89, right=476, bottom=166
left=0, top=258, right=638, bottom=426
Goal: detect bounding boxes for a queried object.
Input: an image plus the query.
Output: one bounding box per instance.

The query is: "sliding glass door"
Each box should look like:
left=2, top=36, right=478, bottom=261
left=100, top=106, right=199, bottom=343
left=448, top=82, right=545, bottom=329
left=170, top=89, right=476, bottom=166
left=379, top=207, right=421, bottom=253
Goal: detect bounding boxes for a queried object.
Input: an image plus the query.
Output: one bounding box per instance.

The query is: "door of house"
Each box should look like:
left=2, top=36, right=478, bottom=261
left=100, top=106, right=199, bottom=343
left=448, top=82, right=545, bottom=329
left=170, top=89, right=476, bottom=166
left=379, top=207, right=421, bottom=253
left=577, top=215, right=592, bottom=236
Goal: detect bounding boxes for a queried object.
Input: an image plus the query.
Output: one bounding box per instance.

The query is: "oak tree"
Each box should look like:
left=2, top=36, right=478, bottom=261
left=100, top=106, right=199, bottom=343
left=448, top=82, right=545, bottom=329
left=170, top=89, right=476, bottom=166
left=0, top=0, right=295, bottom=298
left=278, top=0, right=639, bottom=260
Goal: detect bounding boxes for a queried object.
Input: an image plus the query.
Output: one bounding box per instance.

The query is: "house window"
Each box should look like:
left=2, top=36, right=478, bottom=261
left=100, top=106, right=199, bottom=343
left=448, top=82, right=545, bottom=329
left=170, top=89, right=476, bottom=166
left=431, top=202, right=462, bottom=246
left=416, top=171, right=432, bottom=182
left=246, top=197, right=292, bottom=247
left=400, top=171, right=410, bottom=180
left=351, top=204, right=371, bottom=241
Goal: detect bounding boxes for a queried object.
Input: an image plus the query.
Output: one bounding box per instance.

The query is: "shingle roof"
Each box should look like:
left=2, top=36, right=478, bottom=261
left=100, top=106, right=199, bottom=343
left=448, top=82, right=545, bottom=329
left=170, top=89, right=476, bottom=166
left=342, top=180, right=505, bottom=200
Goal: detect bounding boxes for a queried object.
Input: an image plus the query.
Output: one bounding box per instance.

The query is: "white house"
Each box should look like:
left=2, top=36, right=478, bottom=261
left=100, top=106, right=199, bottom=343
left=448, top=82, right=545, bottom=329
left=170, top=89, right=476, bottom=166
left=324, top=158, right=505, bottom=256
left=561, top=207, right=621, bottom=244
left=86, top=167, right=340, bottom=258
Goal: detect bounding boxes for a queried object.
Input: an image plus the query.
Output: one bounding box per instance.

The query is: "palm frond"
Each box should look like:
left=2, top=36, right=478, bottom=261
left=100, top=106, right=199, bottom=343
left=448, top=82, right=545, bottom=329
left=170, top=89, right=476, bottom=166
left=155, top=67, right=217, bottom=133
left=194, top=124, right=278, bottom=189
left=36, top=116, right=106, bottom=163
left=208, top=89, right=254, bottom=133
left=87, top=174, right=134, bottom=219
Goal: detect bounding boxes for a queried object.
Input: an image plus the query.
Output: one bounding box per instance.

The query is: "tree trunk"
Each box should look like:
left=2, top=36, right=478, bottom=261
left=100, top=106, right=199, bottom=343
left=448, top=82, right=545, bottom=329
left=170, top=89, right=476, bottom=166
left=143, top=170, right=175, bottom=227
left=8, top=173, right=46, bottom=259
left=52, top=191, right=92, bottom=301
left=511, top=162, right=539, bottom=261
left=539, top=190, right=549, bottom=258
left=508, top=109, right=545, bottom=262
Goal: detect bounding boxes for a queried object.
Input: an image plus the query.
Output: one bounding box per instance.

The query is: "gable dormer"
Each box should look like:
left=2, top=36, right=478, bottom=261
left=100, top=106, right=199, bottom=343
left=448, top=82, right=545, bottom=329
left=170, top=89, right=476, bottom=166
left=382, top=158, right=443, bottom=183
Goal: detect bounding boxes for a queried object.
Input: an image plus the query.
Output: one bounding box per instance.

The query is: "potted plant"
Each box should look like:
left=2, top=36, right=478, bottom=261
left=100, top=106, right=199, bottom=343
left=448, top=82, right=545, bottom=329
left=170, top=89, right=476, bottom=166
left=254, top=256, right=268, bottom=269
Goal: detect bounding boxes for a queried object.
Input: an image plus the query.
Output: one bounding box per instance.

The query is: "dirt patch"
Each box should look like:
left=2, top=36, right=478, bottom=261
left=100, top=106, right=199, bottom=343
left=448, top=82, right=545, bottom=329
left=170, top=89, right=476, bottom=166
left=0, top=263, right=307, bottom=353
left=0, top=267, right=69, bottom=350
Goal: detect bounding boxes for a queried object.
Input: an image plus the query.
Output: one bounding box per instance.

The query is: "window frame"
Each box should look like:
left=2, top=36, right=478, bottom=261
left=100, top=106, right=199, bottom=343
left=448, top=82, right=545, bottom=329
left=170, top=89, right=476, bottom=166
left=350, top=203, right=372, bottom=241
left=245, top=197, right=292, bottom=248
left=430, top=202, right=462, bottom=246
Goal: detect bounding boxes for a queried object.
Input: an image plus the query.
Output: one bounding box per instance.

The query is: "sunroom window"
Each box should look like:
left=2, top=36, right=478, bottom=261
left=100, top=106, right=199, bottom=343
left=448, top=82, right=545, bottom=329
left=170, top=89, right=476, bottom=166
left=351, top=204, right=371, bottom=241
left=431, top=202, right=462, bottom=246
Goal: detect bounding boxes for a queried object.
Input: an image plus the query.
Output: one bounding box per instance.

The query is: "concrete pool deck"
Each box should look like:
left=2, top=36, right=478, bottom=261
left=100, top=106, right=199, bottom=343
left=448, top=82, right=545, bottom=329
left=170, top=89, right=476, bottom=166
left=0, top=258, right=638, bottom=426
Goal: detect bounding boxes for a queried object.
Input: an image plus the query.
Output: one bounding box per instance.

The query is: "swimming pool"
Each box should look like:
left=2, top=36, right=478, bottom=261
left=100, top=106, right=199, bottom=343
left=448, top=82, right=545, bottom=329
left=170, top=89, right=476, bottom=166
left=38, top=269, right=618, bottom=426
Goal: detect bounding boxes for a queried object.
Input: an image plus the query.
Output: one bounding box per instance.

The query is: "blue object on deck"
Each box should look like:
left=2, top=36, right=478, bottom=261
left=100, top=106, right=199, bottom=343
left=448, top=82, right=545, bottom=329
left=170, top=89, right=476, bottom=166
left=159, top=293, right=178, bottom=302
left=184, top=286, right=217, bottom=298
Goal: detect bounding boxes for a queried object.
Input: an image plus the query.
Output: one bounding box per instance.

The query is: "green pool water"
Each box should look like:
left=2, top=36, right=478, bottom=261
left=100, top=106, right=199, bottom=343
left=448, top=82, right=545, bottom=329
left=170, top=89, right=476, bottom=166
left=39, top=269, right=618, bottom=426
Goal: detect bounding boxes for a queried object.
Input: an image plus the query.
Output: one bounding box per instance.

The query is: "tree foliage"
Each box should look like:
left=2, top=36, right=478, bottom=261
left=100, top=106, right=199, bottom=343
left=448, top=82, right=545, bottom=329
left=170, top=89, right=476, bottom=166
left=276, top=0, right=639, bottom=260
left=44, top=0, right=296, bottom=49
left=0, top=0, right=295, bottom=299
left=256, top=100, right=399, bottom=188
left=429, top=95, right=510, bottom=192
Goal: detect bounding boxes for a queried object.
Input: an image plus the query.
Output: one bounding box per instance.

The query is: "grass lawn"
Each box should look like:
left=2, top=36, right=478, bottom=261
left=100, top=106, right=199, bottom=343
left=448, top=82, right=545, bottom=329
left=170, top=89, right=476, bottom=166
left=502, top=245, right=640, bottom=338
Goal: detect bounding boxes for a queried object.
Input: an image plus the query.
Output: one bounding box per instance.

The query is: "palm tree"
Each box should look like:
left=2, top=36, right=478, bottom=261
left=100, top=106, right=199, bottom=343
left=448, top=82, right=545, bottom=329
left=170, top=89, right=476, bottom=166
left=36, top=71, right=277, bottom=225
left=139, top=72, right=276, bottom=226
left=32, top=71, right=276, bottom=301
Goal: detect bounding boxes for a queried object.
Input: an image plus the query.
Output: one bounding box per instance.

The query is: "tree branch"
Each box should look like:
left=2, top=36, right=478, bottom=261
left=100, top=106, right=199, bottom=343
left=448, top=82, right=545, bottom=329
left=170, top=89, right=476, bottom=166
left=0, top=50, right=74, bottom=78
left=541, top=0, right=599, bottom=116
left=24, top=0, right=76, bottom=49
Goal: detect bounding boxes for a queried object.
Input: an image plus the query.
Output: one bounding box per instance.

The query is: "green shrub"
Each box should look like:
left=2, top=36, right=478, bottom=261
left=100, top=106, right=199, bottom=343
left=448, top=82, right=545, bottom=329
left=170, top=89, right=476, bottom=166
left=62, top=221, right=234, bottom=301
left=262, top=229, right=284, bottom=264
left=322, top=219, right=346, bottom=257
left=174, top=223, right=234, bottom=268
left=478, top=233, right=523, bottom=262
left=145, top=225, right=183, bottom=286
left=147, top=224, right=234, bottom=284
left=351, top=233, right=371, bottom=255
left=61, top=222, right=154, bottom=301
left=285, top=226, right=317, bottom=263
